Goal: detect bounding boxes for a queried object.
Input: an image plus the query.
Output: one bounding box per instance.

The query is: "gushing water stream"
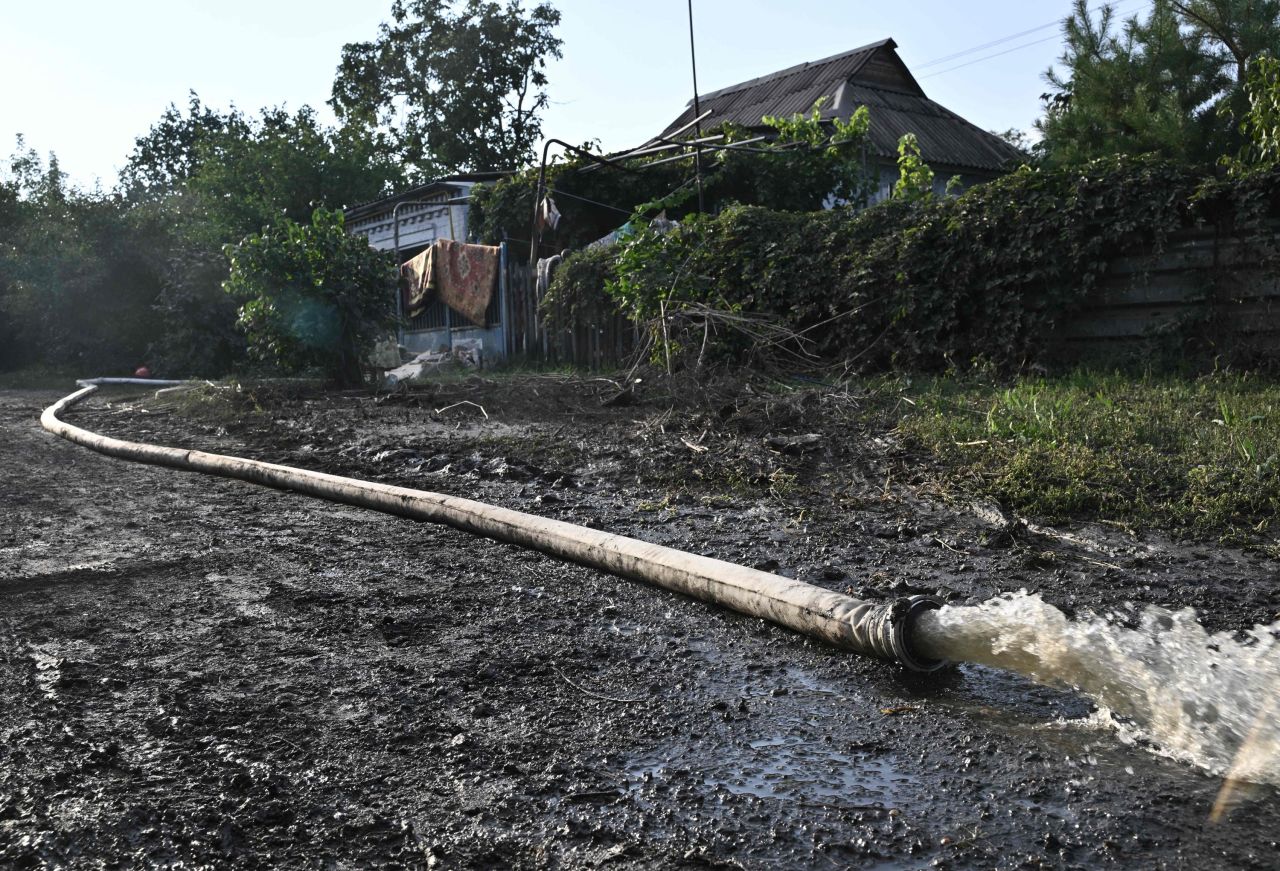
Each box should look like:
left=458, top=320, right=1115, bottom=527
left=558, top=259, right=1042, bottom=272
left=914, top=592, right=1280, bottom=793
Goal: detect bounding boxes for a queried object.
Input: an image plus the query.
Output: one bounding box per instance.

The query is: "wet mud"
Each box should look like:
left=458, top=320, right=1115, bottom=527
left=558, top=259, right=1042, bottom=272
left=3, top=379, right=1280, bottom=869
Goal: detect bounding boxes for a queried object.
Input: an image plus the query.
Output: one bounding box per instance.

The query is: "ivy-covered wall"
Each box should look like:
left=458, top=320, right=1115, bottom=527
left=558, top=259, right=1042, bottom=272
left=546, top=156, right=1280, bottom=371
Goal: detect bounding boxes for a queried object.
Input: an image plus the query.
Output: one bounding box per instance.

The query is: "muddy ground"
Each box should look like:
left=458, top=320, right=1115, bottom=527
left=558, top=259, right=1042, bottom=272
left=2, top=375, right=1279, bottom=870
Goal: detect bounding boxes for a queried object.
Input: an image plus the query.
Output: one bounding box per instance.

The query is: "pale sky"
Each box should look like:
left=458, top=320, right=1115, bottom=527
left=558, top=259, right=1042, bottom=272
left=1, top=0, right=1153, bottom=190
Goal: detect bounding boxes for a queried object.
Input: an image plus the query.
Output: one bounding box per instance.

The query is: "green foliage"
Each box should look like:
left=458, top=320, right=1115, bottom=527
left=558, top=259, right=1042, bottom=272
left=331, top=0, right=563, bottom=178
left=119, top=93, right=251, bottom=196
left=124, top=99, right=402, bottom=241
left=892, top=133, right=935, bottom=201
left=1038, top=0, right=1280, bottom=167
left=551, top=155, right=1280, bottom=372
left=0, top=140, right=162, bottom=371
left=606, top=215, right=718, bottom=323
left=118, top=97, right=404, bottom=375
left=542, top=245, right=622, bottom=331
left=149, top=242, right=245, bottom=377
left=1237, top=54, right=1280, bottom=166
left=470, top=100, right=874, bottom=253
left=718, top=102, right=873, bottom=210
left=3, top=91, right=399, bottom=378
left=223, top=209, right=397, bottom=386
left=889, top=370, right=1280, bottom=545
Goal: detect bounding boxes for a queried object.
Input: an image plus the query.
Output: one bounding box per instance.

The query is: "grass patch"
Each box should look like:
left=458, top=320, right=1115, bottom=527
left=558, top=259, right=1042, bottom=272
left=875, top=370, right=1280, bottom=546
left=155, top=378, right=329, bottom=424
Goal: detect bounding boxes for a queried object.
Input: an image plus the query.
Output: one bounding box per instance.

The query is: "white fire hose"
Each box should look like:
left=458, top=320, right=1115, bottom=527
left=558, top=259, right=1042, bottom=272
left=42, top=379, right=946, bottom=672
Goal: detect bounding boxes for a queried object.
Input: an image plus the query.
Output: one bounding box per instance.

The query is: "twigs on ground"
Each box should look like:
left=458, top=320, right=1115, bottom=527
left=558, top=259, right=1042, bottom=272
left=554, top=668, right=645, bottom=704
left=434, top=400, right=489, bottom=419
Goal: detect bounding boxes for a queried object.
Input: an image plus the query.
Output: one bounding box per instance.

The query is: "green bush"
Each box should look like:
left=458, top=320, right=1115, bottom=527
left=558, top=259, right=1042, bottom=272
left=553, top=155, right=1280, bottom=371
left=0, top=190, right=163, bottom=373
left=223, top=208, right=396, bottom=385
left=542, top=245, right=621, bottom=331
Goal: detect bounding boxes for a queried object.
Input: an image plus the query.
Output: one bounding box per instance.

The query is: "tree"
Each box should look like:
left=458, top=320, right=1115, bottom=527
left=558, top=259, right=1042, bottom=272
left=123, top=97, right=402, bottom=236
left=0, top=139, right=163, bottom=371
left=119, top=93, right=250, bottom=198
left=330, top=0, right=562, bottom=178
left=1037, top=0, right=1280, bottom=166
left=1169, top=0, right=1280, bottom=85
left=223, top=209, right=397, bottom=386
left=182, top=106, right=402, bottom=244
left=119, top=97, right=404, bottom=375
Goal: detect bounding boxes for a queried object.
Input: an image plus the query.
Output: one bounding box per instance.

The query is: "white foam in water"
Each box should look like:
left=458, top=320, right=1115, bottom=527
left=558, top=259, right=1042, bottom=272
left=914, top=591, right=1280, bottom=786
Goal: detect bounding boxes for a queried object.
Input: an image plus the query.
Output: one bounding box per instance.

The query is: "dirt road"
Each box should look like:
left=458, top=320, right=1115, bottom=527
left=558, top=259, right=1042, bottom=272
left=3, top=381, right=1279, bottom=869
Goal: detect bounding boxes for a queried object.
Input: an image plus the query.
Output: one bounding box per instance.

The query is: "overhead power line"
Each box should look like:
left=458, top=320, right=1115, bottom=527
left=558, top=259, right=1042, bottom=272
left=914, top=0, right=1153, bottom=75
left=916, top=24, right=1061, bottom=70
left=918, top=34, right=1063, bottom=80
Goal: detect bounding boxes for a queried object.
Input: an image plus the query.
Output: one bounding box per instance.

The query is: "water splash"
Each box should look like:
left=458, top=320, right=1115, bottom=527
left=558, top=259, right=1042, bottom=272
left=914, top=592, right=1280, bottom=787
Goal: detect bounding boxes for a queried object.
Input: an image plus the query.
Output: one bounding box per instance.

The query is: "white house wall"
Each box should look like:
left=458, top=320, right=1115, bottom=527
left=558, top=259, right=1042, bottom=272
left=347, top=182, right=475, bottom=253
left=345, top=181, right=510, bottom=363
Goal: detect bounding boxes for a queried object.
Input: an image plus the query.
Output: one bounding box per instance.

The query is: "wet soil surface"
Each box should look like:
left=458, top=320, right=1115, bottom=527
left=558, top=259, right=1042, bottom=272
left=3, top=377, right=1280, bottom=869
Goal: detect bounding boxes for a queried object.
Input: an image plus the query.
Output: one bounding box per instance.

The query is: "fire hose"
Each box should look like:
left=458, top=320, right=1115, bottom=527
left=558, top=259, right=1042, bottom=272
left=42, top=379, right=946, bottom=673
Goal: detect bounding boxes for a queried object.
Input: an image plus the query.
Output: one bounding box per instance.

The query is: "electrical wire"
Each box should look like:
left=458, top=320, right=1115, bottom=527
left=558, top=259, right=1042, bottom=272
left=918, top=34, right=1064, bottom=80
left=548, top=187, right=634, bottom=215
left=913, top=0, right=1153, bottom=75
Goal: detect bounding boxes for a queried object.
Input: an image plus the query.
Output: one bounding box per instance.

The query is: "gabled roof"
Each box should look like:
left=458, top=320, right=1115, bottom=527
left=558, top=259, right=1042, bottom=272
left=657, top=39, right=1023, bottom=174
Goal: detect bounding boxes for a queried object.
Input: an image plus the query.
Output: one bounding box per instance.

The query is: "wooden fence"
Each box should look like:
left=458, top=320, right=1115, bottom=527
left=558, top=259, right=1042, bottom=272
left=1054, top=229, right=1280, bottom=360
left=503, top=229, right=1280, bottom=370
left=501, top=248, right=636, bottom=369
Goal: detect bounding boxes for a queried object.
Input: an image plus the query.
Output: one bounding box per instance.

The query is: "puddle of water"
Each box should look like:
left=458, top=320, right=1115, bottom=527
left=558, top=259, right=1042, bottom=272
left=781, top=666, right=841, bottom=696
left=629, top=741, right=914, bottom=807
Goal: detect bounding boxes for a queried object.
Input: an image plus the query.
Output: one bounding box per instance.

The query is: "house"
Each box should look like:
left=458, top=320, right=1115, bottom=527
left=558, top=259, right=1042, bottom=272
left=654, top=38, right=1024, bottom=201
left=344, top=172, right=507, bottom=259
left=345, top=172, right=511, bottom=356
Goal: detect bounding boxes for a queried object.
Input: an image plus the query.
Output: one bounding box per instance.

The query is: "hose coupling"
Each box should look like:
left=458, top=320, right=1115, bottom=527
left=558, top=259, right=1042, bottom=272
left=885, top=595, right=950, bottom=673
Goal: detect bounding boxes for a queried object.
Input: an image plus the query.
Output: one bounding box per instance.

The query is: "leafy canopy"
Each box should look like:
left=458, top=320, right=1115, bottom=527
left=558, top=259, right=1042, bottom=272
left=331, top=0, right=562, bottom=178
left=0, top=139, right=163, bottom=371
left=123, top=95, right=402, bottom=240
left=1038, top=0, right=1280, bottom=166
left=115, top=96, right=403, bottom=376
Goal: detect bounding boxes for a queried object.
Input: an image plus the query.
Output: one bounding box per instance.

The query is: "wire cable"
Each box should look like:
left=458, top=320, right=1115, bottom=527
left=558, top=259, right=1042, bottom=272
left=548, top=188, right=634, bottom=215
left=918, top=34, right=1064, bottom=80
left=914, top=0, right=1153, bottom=74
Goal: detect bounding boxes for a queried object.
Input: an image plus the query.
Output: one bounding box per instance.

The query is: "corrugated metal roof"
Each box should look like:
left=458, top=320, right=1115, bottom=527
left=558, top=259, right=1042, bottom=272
left=657, top=39, right=1022, bottom=174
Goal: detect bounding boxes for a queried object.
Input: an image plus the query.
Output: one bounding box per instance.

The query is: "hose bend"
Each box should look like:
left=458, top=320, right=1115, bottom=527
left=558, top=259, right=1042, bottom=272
left=42, top=382, right=948, bottom=673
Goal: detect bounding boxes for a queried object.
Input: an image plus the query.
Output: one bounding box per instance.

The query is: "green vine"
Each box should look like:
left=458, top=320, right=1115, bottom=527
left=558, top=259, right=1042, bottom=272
left=893, top=132, right=935, bottom=201
left=470, top=100, right=875, bottom=254
left=547, top=155, right=1280, bottom=372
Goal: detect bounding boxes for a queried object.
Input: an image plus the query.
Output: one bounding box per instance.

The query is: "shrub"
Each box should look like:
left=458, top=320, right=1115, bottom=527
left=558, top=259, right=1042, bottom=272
left=542, top=244, right=621, bottom=331
left=223, top=208, right=396, bottom=385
